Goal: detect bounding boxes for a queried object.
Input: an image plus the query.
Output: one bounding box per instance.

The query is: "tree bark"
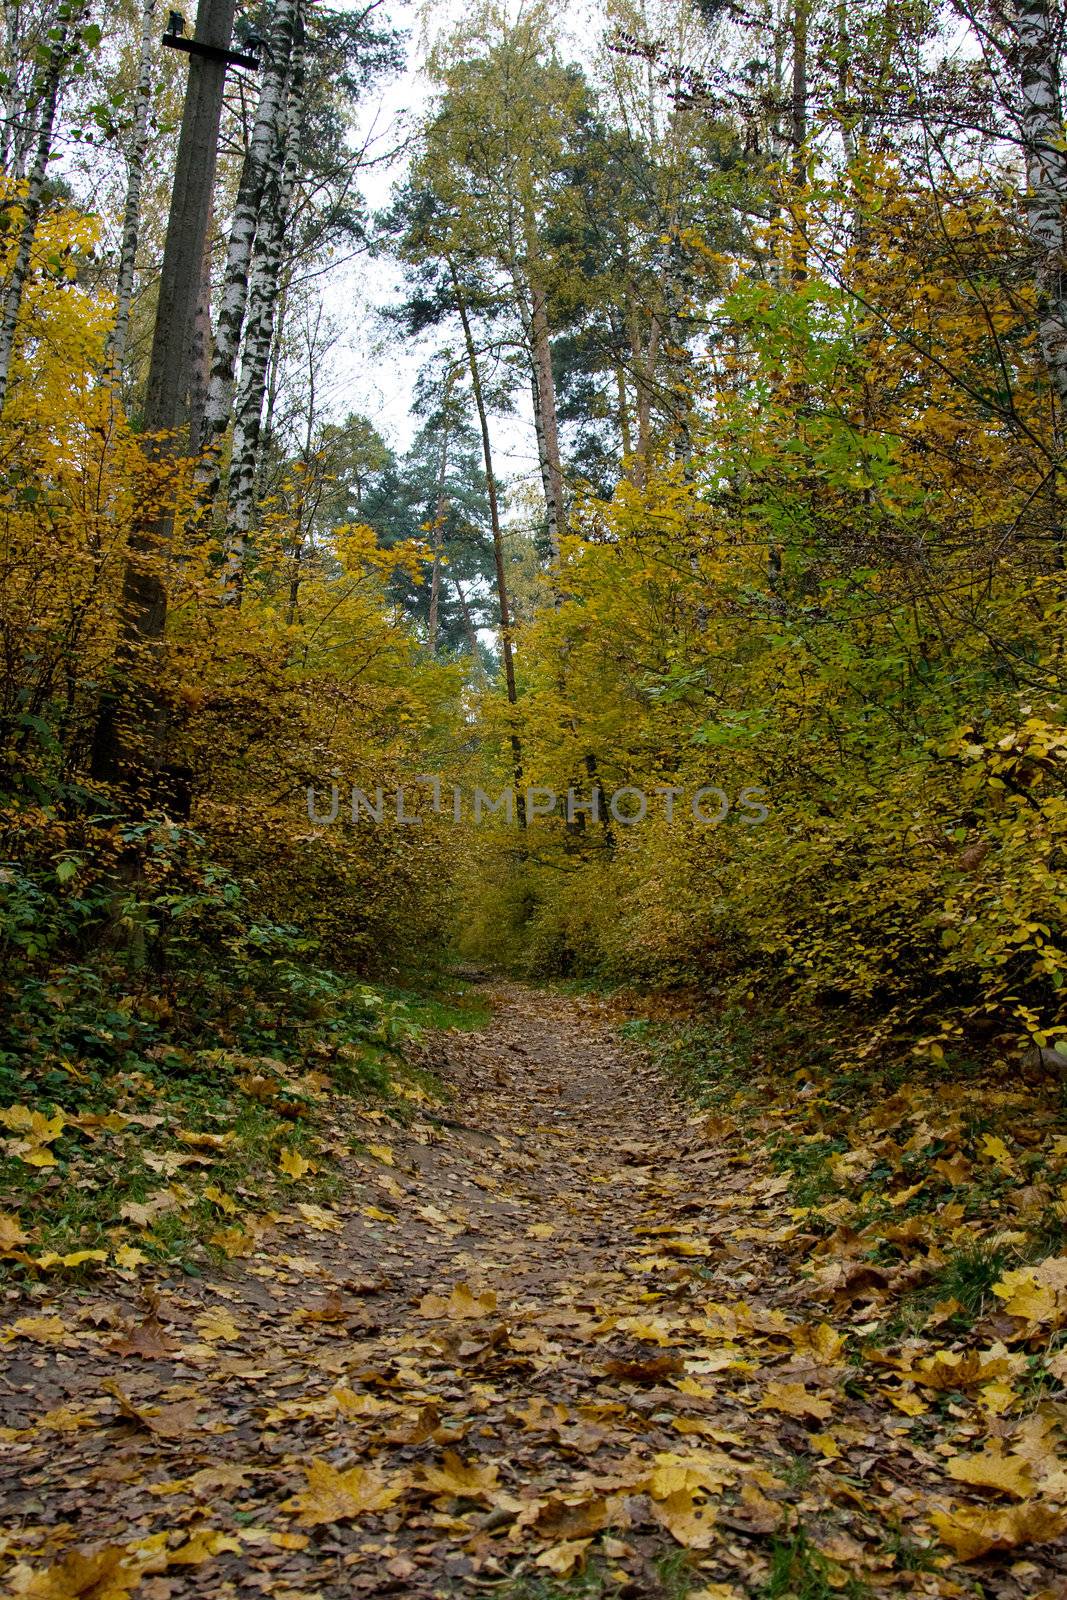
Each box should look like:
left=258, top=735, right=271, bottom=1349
left=1015, top=0, right=1067, bottom=411
left=529, top=281, right=564, bottom=561
left=448, top=255, right=524, bottom=804
left=90, top=0, right=238, bottom=796
left=197, top=0, right=298, bottom=486
left=427, top=410, right=451, bottom=653
left=108, top=0, right=157, bottom=376
left=222, top=20, right=306, bottom=591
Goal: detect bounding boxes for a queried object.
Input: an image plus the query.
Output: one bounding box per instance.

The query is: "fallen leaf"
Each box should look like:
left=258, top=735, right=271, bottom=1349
left=284, top=1459, right=406, bottom=1526
left=931, top=1500, right=1067, bottom=1560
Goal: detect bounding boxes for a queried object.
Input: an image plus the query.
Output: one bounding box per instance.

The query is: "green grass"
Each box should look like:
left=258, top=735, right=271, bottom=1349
left=762, top=1531, right=868, bottom=1599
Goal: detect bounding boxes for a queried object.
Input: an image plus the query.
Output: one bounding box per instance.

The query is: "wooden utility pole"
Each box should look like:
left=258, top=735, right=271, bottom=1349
left=91, top=0, right=243, bottom=795
left=145, top=0, right=241, bottom=440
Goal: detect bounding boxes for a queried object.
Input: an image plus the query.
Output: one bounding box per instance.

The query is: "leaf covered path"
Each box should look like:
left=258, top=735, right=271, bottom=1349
left=2, top=985, right=1066, bottom=1599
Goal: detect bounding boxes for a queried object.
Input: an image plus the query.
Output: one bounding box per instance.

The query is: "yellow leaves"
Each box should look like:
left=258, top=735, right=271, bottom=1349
left=418, top=1282, right=497, bottom=1319
left=193, top=1309, right=241, bottom=1344
left=176, top=1129, right=235, bottom=1153
left=809, top=1432, right=843, bottom=1459
left=7, top=1544, right=141, bottom=1599
left=992, top=1257, right=1067, bottom=1329
left=278, top=1148, right=312, bottom=1180
left=527, top=1221, right=556, bottom=1239
left=209, top=1225, right=257, bottom=1259
left=294, top=1202, right=340, bottom=1233
left=649, top=1489, right=718, bottom=1549
left=112, top=1245, right=147, bottom=1271
left=979, top=1133, right=1016, bottom=1172
left=0, top=1104, right=66, bottom=1166
left=931, top=1500, right=1067, bottom=1561
left=0, top=1211, right=29, bottom=1252
left=912, top=1342, right=1022, bottom=1390
left=284, top=1459, right=407, bottom=1526
left=1, top=1315, right=69, bottom=1345
left=365, top=1143, right=395, bottom=1166
left=534, top=1539, right=591, bottom=1578
left=167, top=1529, right=242, bottom=1564
left=34, top=1249, right=108, bottom=1270
left=644, top=1451, right=735, bottom=1498
left=788, top=1322, right=845, bottom=1362
left=757, top=1382, right=833, bottom=1420
left=419, top=1450, right=499, bottom=1499
left=947, top=1444, right=1036, bottom=1499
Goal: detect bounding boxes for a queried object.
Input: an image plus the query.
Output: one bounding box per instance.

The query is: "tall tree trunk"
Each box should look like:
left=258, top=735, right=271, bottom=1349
left=448, top=256, right=524, bottom=804
left=188, top=222, right=214, bottom=450
left=453, top=576, right=485, bottom=679
left=90, top=0, right=238, bottom=796
left=427, top=409, right=451, bottom=653
left=0, top=7, right=84, bottom=417
left=197, top=0, right=298, bottom=487
left=529, top=280, right=564, bottom=561
left=222, top=22, right=306, bottom=591
left=630, top=311, right=660, bottom=490
left=1016, top=0, right=1067, bottom=411
left=108, top=0, right=157, bottom=375
left=789, top=0, right=809, bottom=284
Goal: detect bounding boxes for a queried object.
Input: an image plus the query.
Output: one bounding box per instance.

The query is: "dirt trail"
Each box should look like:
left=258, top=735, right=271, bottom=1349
left=1, top=986, right=1064, bottom=1599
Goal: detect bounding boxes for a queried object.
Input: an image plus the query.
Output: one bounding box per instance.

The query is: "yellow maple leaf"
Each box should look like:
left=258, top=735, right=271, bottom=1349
left=535, top=1539, right=591, bottom=1578
left=809, top=1432, right=843, bottom=1459
left=194, top=1309, right=241, bottom=1344
left=209, top=1226, right=256, bottom=1259
left=2, top=1315, right=68, bottom=1345
left=113, top=1245, right=147, bottom=1270
left=278, top=1148, right=311, bottom=1180
left=980, top=1134, right=1015, bottom=1171
left=10, top=1544, right=140, bottom=1599
left=650, top=1488, right=719, bottom=1549
left=285, top=1459, right=406, bottom=1526
left=932, top=1500, right=1067, bottom=1560
left=645, top=1451, right=735, bottom=1498
left=167, top=1528, right=243, bottom=1564
left=176, top=1129, right=235, bottom=1151
left=366, top=1143, right=395, bottom=1165
left=0, top=1211, right=29, bottom=1251
left=420, top=1450, right=499, bottom=1499
left=757, top=1382, right=833, bottom=1420
left=947, top=1445, right=1035, bottom=1499
left=992, top=1268, right=1058, bottom=1324
left=295, top=1202, right=340, bottom=1232
left=418, top=1282, right=497, bottom=1319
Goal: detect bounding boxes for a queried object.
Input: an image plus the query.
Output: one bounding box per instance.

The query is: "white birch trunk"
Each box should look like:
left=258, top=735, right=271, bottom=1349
left=108, top=0, right=157, bottom=375
left=221, top=27, right=305, bottom=594
left=1015, top=0, right=1067, bottom=410
left=197, top=0, right=298, bottom=479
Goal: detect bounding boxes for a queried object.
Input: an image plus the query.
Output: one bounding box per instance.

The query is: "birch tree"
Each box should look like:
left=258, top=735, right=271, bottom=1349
left=197, top=0, right=299, bottom=482
left=221, top=19, right=306, bottom=593
left=107, top=0, right=156, bottom=374
left=1014, top=0, right=1067, bottom=412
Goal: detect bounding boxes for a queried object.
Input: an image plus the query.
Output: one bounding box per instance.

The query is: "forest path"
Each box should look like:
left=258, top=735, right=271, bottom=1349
left=2, top=985, right=1060, bottom=1598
